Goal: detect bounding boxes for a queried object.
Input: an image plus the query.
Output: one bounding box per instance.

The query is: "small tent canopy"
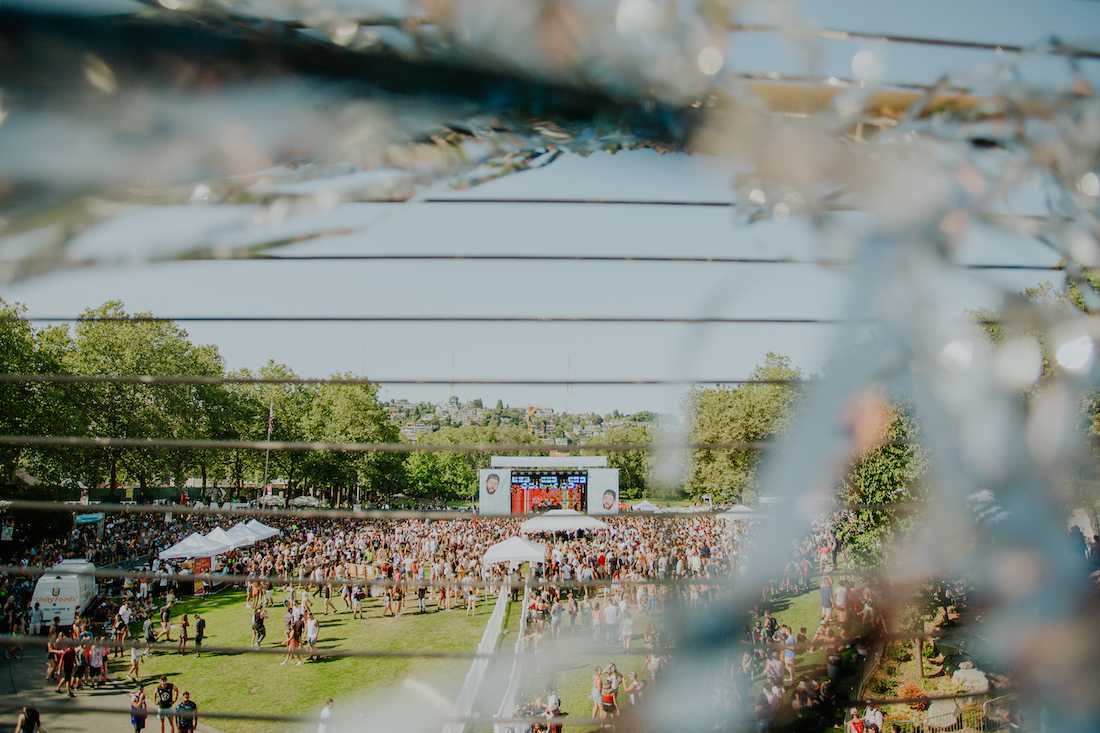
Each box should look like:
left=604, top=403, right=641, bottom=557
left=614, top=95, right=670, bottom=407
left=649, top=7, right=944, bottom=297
left=245, top=519, right=280, bottom=539
left=631, top=501, right=658, bottom=513
left=289, top=495, right=320, bottom=508
left=483, top=536, right=547, bottom=565
left=226, top=523, right=264, bottom=546
left=159, top=532, right=229, bottom=560
left=206, top=526, right=249, bottom=550
left=520, top=509, right=609, bottom=534
left=256, top=495, right=286, bottom=507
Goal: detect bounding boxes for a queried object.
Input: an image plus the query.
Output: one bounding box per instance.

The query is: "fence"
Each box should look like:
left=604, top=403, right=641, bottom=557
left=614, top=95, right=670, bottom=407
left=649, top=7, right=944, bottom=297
left=443, top=585, right=511, bottom=733
left=885, top=694, right=1017, bottom=733
left=493, top=582, right=531, bottom=733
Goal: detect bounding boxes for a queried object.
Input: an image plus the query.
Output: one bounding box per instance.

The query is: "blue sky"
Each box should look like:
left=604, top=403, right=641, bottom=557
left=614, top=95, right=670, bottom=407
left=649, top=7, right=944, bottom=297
left=3, top=0, right=1094, bottom=413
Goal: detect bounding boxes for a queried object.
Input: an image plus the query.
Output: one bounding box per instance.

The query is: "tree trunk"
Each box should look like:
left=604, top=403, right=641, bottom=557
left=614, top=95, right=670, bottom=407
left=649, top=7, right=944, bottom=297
left=201, top=461, right=207, bottom=490
left=110, top=453, right=119, bottom=491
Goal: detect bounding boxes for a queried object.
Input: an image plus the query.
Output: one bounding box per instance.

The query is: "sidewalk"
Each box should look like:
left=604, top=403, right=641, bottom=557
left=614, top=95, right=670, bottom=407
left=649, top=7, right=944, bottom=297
left=0, top=649, right=224, bottom=733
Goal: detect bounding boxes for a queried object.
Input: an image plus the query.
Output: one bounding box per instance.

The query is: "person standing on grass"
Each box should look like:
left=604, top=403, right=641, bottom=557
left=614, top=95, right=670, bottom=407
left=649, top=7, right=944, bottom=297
left=175, top=691, right=197, bottom=733
left=305, top=610, right=319, bottom=661
left=252, top=606, right=267, bottom=648
left=282, top=614, right=304, bottom=666
left=177, top=614, right=190, bottom=654
left=155, top=676, right=178, bottom=733
left=128, top=642, right=143, bottom=682
left=193, top=615, right=206, bottom=657
left=159, top=605, right=172, bottom=643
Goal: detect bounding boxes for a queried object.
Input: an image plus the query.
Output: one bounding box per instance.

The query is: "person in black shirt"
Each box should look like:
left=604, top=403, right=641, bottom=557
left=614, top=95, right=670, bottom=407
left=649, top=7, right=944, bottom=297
left=175, top=692, right=197, bottom=733
left=155, top=676, right=178, bottom=733
left=13, top=706, right=41, bottom=733
left=193, top=616, right=205, bottom=657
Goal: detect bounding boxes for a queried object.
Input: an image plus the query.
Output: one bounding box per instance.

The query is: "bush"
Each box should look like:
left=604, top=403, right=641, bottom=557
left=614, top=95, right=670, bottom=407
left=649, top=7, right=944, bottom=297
left=900, top=681, right=929, bottom=711
left=892, top=644, right=913, bottom=663
left=922, top=641, right=937, bottom=659
left=883, top=664, right=898, bottom=677
left=870, top=677, right=898, bottom=696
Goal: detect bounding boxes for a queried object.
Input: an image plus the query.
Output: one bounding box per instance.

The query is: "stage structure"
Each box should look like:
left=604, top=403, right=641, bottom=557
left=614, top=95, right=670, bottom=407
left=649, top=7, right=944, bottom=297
left=478, top=456, right=619, bottom=516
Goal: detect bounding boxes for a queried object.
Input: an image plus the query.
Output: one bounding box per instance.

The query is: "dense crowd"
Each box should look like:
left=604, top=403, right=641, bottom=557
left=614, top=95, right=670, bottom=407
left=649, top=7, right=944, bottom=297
left=3, top=505, right=922, bottom=733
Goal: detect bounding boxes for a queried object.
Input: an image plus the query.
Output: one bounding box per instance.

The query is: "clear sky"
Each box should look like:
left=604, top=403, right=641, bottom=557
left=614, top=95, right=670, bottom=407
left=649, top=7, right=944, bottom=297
left=3, top=0, right=1094, bottom=414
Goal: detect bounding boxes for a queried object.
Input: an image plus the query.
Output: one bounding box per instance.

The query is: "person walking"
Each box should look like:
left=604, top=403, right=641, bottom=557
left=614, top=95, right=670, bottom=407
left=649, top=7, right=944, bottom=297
left=154, top=676, right=178, bottom=733
left=175, top=692, right=197, bottom=733
left=176, top=614, right=189, bottom=654
left=130, top=688, right=148, bottom=733
left=193, top=615, right=205, bottom=657
left=251, top=606, right=267, bottom=648
left=127, top=643, right=143, bottom=682
left=305, top=611, right=319, bottom=661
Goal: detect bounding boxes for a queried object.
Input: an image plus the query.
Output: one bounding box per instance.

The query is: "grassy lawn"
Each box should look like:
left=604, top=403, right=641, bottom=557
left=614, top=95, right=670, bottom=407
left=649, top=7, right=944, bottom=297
left=117, top=588, right=491, bottom=733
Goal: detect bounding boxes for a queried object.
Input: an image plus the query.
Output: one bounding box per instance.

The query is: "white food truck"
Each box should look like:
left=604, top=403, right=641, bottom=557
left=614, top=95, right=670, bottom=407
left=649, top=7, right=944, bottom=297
left=31, top=559, right=98, bottom=626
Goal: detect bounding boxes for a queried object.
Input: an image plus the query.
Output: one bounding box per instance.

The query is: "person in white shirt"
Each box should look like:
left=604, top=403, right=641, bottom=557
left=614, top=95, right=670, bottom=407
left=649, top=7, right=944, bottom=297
left=119, top=602, right=132, bottom=626
left=29, top=603, right=43, bottom=635
left=601, top=602, right=619, bottom=643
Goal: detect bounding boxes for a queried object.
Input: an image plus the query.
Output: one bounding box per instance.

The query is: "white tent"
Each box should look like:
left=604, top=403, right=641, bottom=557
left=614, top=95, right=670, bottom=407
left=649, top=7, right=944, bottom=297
left=520, top=509, right=609, bottom=534
left=226, top=522, right=265, bottom=546
left=206, top=526, right=251, bottom=550
left=159, top=532, right=229, bottom=560
left=245, top=519, right=281, bottom=539
left=289, top=495, right=321, bottom=508
left=632, top=500, right=659, bottom=512
left=483, top=536, right=548, bottom=565
left=256, top=495, right=286, bottom=507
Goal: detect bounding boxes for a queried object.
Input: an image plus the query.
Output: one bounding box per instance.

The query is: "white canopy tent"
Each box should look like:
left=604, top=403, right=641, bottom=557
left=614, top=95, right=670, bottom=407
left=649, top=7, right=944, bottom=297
left=289, top=495, right=321, bottom=508
left=256, top=495, right=286, bottom=507
left=483, top=536, right=547, bottom=565
left=631, top=500, right=659, bottom=512
left=226, top=522, right=265, bottom=546
left=520, top=509, right=609, bottom=534
left=206, top=526, right=249, bottom=550
left=159, top=532, right=229, bottom=560
left=246, top=519, right=281, bottom=539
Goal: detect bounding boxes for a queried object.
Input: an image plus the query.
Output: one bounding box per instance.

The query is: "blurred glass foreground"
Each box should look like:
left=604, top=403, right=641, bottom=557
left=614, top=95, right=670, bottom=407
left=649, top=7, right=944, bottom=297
left=2, top=1, right=1100, bottom=733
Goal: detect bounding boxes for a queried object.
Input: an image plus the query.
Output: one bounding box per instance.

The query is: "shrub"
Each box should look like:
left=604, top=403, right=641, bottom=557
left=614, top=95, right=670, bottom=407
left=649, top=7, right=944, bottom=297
left=922, top=641, right=937, bottom=658
left=900, top=681, right=929, bottom=711
left=893, top=645, right=913, bottom=663
left=870, top=677, right=898, bottom=696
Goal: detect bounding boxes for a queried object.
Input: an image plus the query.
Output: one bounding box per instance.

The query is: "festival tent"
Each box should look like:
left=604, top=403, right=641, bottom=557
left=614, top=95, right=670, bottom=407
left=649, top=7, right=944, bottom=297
left=632, top=501, right=659, bottom=513
left=159, top=532, right=230, bottom=560
left=245, top=519, right=281, bottom=539
left=256, top=494, right=286, bottom=507
left=289, top=495, right=321, bottom=508
left=483, top=536, right=548, bottom=565
left=226, top=522, right=265, bottom=546
left=206, top=525, right=253, bottom=550
left=520, top=509, right=609, bottom=534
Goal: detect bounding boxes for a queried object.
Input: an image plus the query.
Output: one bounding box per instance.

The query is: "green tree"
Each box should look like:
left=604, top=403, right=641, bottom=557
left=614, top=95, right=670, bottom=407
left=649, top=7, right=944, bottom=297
left=412, top=425, right=543, bottom=500
left=687, top=353, right=802, bottom=502
left=833, top=409, right=925, bottom=569
left=63, top=301, right=221, bottom=494
left=597, top=424, right=650, bottom=499
left=302, top=374, right=404, bottom=505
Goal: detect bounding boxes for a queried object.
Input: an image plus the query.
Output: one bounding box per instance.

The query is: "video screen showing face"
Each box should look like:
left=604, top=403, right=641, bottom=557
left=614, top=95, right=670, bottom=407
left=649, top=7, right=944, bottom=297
left=510, top=470, right=588, bottom=514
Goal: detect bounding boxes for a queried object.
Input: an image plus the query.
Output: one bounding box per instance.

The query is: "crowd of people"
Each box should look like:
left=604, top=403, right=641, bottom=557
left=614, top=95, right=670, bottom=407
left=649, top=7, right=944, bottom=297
left=2, top=502, right=910, bottom=733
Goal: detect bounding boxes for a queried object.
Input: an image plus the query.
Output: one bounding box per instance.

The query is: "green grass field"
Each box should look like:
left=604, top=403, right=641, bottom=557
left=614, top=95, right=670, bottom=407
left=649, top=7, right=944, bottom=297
left=122, top=588, right=491, bottom=733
